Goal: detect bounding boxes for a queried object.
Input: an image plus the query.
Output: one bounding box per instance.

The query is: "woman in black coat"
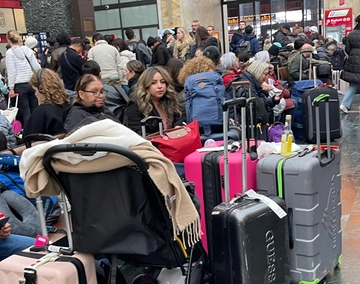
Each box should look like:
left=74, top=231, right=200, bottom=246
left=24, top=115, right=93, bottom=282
left=124, top=66, right=185, bottom=136
left=63, top=74, right=119, bottom=133
left=23, top=68, right=71, bottom=137
left=340, top=14, right=360, bottom=114
left=147, top=37, right=170, bottom=67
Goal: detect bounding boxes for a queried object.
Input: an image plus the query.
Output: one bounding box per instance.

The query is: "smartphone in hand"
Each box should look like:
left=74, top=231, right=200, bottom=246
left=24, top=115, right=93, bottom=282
left=0, top=216, right=10, bottom=229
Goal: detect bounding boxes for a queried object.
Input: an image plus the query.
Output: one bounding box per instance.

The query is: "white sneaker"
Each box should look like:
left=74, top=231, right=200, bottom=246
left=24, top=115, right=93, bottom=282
left=340, top=104, right=348, bottom=114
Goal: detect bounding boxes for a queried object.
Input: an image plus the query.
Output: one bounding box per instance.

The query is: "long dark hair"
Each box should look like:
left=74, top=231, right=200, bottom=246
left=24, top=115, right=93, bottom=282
left=112, top=38, right=130, bottom=52
left=195, top=26, right=211, bottom=46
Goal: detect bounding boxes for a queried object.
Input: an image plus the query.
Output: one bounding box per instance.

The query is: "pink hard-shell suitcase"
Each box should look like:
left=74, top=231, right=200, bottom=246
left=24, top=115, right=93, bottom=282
left=0, top=249, right=97, bottom=284
left=184, top=92, right=258, bottom=256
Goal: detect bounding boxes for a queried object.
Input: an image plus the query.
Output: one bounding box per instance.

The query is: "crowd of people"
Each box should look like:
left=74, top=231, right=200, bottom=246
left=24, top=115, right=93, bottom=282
left=0, top=14, right=359, bottom=260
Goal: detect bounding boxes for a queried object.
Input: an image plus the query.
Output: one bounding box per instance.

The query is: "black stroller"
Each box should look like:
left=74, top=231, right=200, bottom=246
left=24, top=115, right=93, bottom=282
left=41, top=143, right=210, bottom=284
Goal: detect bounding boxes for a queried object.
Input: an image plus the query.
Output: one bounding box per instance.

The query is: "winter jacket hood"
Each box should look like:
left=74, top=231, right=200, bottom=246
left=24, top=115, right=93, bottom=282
left=120, top=50, right=136, bottom=61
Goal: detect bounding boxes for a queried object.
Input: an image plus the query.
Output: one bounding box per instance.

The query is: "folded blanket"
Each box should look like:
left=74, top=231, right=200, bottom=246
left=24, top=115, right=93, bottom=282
left=20, top=119, right=200, bottom=247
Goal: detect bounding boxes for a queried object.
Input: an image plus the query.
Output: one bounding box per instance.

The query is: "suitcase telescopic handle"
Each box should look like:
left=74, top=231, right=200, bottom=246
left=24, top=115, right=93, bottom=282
left=313, top=94, right=335, bottom=167
left=140, top=116, right=164, bottom=138
left=222, top=98, right=247, bottom=202
left=231, top=81, right=251, bottom=89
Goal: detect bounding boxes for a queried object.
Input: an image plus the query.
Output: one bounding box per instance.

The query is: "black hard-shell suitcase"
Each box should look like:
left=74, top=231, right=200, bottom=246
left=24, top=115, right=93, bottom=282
left=302, top=66, right=342, bottom=143
left=211, top=98, right=291, bottom=284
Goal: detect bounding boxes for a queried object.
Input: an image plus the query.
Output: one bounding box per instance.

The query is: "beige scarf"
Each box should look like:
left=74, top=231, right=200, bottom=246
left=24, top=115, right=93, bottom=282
left=20, top=119, right=201, bottom=247
left=174, top=40, right=191, bottom=61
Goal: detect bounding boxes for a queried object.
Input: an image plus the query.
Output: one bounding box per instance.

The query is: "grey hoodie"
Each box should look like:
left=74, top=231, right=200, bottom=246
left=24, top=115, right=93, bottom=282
left=5, top=45, right=40, bottom=89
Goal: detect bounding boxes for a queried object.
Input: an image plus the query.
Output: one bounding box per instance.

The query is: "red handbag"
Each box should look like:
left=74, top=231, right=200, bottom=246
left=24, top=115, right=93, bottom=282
left=146, top=120, right=202, bottom=163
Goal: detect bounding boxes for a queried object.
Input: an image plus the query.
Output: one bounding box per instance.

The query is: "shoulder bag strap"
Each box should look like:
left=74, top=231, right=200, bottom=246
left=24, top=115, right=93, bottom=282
left=113, top=85, right=129, bottom=104
left=63, top=51, right=78, bottom=73
left=22, top=50, right=35, bottom=73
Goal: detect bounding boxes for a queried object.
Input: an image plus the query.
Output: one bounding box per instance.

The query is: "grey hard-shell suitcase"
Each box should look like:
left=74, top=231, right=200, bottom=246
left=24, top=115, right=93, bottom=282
left=211, top=97, right=291, bottom=284
left=256, top=94, right=342, bottom=283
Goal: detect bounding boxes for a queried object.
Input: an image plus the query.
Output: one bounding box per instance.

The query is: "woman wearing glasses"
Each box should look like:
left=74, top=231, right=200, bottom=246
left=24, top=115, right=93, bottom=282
left=225, top=60, right=282, bottom=125
left=23, top=68, right=71, bottom=137
left=63, top=74, right=120, bottom=133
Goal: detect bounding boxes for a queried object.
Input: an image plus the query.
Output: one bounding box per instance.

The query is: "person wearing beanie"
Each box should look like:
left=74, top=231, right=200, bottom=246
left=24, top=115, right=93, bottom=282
left=25, top=37, right=38, bottom=49
left=268, top=45, right=280, bottom=57
left=203, top=46, right=221, bottom=73
left=268, top=44, right=283, bottom=71
left=287, top=39, right=306, bottom=67
left=339, top=14, right=360, bottom=113
left=147, top=36, right=170, bottom=66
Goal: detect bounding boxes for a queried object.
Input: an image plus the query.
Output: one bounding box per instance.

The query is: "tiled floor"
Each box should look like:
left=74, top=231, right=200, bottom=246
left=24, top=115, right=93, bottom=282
left=324, top=94, right=360, bottom=284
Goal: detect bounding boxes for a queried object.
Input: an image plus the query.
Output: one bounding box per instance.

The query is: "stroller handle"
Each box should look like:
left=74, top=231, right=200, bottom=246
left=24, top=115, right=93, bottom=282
left=43, top=143, right=149, bottom=173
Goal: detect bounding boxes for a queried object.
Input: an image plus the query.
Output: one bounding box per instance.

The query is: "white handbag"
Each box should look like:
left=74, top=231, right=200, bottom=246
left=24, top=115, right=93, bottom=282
left=0, top=94, right=19, bottom=123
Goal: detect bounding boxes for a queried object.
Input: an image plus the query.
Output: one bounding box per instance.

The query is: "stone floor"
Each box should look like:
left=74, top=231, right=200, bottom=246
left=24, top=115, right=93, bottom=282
left=324, top=94, right=360, bottom=284
left=48, top=94, right=360, bottom=283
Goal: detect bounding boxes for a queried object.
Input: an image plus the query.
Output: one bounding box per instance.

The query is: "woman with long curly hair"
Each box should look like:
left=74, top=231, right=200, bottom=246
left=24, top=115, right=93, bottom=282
left=125, top=66, right=185, bottom=135
left=177, top=56, right=215, bottom=85
left=173, top=27, right=193, bottom=62
left=23, top=68, right=70, bottom=137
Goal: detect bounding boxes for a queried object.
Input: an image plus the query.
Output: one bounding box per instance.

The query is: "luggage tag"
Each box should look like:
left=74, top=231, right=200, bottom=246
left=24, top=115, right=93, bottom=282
left=242, top=190, right=287, bottom=219
left=34, top=235, right=49, bottom=247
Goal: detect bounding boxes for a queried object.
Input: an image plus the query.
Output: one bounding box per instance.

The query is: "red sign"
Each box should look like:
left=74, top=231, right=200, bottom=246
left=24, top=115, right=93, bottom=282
left=324, top=8, right=353, bottom=37
left=0, top=34, right=7, bottom=43
left=339, top=0, right=345, bottom=6
left=0, top=0, right=22, bottom=9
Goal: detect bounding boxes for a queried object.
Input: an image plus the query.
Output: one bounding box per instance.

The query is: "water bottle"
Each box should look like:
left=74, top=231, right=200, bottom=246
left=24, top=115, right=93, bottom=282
left=280, top=115, right=293, bottom=157
left=204, top=139, right=216, bottom=147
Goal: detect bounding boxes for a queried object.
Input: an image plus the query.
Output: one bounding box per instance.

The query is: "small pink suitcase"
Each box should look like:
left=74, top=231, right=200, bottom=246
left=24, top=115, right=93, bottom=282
left=184, top=95, right=258, bottom=255
left=0, top=250, right=97, bottom=284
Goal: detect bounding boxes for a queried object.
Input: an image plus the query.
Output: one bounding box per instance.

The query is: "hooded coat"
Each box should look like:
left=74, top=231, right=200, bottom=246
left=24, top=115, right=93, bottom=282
left=340, top=24, right=360, bottom=83
left=5, top=46, right=40, bottom=89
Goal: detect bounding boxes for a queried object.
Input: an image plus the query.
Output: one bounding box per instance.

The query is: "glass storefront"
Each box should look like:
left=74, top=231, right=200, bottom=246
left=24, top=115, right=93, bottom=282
left=223, top=0, right=321, bottom=39
left=92, top=0, right=158, bottom=40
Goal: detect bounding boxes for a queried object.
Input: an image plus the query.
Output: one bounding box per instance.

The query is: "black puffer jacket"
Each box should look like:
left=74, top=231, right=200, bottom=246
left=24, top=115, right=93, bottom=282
left=63, top=102, right=120, bottom=133
left=341, top=24, right=360, bottom=83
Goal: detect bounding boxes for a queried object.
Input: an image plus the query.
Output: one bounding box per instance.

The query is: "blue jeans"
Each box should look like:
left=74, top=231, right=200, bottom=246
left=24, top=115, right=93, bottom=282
left=0, top=234, right=35, bottom=261
left=341, top=82, right=360, bottom=108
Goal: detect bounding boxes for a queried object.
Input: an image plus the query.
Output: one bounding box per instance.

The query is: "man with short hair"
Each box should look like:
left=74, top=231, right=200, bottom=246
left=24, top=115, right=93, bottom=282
left=273, top=24, right=292, bottom=47
left=59, top=38, right=85, bottom=91
left=238, top=25, right=259, bottom=56
left=41, top=37, right=56, bottom=68
left=125, top=28, right=152, bottom=67
left=88, top=33, right=122, bottom=85
left=207, top=25, right=222, bottom=53
left=230, top=21, right=246, bottom=52
left=289, top=42, right=313, bottom=85
left=194, top=46, right=205, bottom=57
left=207, top=25, right=215, bottom=36
left=190, top=20, right=200, bottom=39
left=191, top=20, right=200, bottom=33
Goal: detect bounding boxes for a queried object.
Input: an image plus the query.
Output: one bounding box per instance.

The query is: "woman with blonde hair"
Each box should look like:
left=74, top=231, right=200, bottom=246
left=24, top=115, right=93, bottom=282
left=173, top=27, right=193, bottom=62
left=125, top=66, right=185, bottom=135
left=6, top=30, right=41, bottom=125
left=178, top=56, right=215, bottom=84
left=23, top=68, right=71, bottom=137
